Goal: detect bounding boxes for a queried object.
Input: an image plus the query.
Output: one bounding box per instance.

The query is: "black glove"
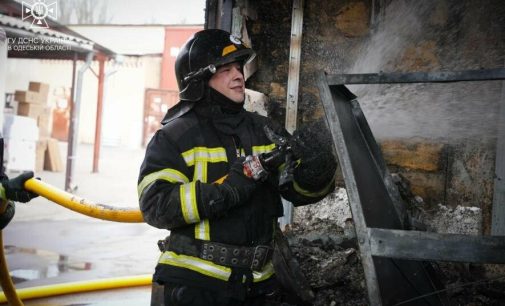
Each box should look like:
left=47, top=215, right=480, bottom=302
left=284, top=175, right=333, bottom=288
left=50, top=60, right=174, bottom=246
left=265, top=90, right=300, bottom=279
left=218, top=157, right=258, bottom=207
left=279, top=152, right=296, bottom=191
left=291, top=120, right=337, bottom=190
left=0, top=202, right=15, bottom=230
left=2, top=171, right=39, bottom=203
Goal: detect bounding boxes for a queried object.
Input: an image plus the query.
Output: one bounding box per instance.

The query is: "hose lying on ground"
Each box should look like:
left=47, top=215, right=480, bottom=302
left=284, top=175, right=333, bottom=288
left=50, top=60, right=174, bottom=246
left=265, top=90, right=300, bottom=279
left=0, top=274, right=152, bottom=303
left=0, top=178, right=146, bottom=305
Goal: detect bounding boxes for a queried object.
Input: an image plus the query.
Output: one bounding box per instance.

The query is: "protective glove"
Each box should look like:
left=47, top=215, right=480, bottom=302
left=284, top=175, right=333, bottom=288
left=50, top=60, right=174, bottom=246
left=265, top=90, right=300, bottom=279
left=0, top=202, right=15, bottom=230
left=218, top=157, right=258, bottom=207
left=279, top=152, right=296, bottom=192
left=1, top=171, right=39, bottom=203
left=291, top=120, right=337, bottom=190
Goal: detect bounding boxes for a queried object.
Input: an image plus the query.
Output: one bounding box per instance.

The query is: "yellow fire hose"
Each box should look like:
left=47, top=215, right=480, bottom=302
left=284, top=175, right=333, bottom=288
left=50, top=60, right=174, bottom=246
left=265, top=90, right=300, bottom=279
left=24, top=179, right=144, bottom=223
left=0, top=274, right=152, bottom=303
left=0, top=178, right=148, bottom=305
left=0, top=200, right=23, bottom=306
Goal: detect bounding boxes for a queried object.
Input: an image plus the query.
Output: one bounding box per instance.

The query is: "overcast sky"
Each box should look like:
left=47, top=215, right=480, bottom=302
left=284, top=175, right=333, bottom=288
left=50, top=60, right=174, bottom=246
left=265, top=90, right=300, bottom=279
left=56, top=0, right=206, bottom=25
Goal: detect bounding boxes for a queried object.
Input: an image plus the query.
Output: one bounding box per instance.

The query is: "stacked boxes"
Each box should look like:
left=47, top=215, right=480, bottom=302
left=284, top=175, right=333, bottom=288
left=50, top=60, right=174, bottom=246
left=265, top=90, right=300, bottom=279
left=13, top=82, right=62, bottom=172
left=15, top=82, right=51, bottom=137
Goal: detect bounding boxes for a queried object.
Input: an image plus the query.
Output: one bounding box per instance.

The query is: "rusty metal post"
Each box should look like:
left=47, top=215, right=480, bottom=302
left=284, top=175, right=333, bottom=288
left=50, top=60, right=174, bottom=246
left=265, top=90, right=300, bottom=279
left=92, top=55, right=106, bottom=173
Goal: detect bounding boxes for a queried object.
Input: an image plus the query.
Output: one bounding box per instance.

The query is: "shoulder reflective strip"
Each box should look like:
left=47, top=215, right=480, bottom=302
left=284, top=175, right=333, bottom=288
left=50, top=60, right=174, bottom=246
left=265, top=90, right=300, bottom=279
left=159, top=251, right=231, bottom=281
left=137, top=168, right=190, bottom=198
left=253, top=261, right=275, bottom=283
left=182, top=147, right=228, bottom=167
left=180, top=182, right=200, bottom=224
left=252, top=143, right=276, bottom=155
left=222, top=44, right=237, bottom=56
left=195, top=219, right=210, bottom=240
left=0, top=185, right=5, bottom=201
left=293, top=176, right=335, bottom=198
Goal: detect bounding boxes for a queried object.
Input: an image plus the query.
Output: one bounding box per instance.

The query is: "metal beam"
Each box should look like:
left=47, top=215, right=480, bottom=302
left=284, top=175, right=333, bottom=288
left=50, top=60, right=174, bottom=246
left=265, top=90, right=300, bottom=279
left=317, top=72, right=382, bottom=305
left=65, top=52, right=93, bottom=192
left=492, top=80, right=505, bottom=235
left=65, top=53, right=78, bottom=192
left=318, top=73, right=446, bottom=305
left=326, top=68, right=505, bottom=85
left=369, top=228, right=505, bottom=264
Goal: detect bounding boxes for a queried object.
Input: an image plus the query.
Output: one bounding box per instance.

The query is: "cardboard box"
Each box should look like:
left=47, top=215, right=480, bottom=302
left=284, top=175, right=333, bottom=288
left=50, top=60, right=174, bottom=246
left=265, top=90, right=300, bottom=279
left=35, top=140, right=48, bottom=172
left=14, top=90, right=40, bottom=104
left=3, top=114, right=39, bottom=142
left=17, top=102, right=44, bottom=118
left=29, top=82, right=49, bottom=95
left=28, top=82, right=50, bottom=104
left=37, top=107, right=52, bottom=138
left=44, top=138, right=63, bottom=172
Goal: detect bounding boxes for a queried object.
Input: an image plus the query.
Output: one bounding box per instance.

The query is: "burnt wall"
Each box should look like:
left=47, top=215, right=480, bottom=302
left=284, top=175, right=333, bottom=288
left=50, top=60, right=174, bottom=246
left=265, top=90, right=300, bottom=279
left=247, top=0, right=505, bottom=127
left=246, top=0, right=505, bottom=233
left=247, top=0, right=370, bottom=123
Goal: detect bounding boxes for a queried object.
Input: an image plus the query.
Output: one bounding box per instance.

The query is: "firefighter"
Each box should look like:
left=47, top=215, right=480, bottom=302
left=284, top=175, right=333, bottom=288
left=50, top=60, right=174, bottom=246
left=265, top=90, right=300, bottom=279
left=0, top=171, right=38, bottom=229
left=138, top=29, right=337, bottom=305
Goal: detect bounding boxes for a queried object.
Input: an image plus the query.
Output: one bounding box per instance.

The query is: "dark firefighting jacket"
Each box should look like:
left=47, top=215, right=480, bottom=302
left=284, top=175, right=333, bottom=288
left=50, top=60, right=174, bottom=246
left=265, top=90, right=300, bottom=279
left=137, top=93, right=335, bottom=291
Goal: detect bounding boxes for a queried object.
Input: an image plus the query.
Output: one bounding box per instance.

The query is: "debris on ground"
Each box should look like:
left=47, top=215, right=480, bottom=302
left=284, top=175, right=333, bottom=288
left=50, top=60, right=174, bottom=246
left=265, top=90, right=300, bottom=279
left=289, top=187, right=505, bottom=305
left=289, top=188, right=366, bottom=306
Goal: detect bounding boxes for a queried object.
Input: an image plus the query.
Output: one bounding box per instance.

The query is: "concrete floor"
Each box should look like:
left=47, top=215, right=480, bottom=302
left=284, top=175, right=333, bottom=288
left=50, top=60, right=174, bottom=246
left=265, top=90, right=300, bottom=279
left=3, top=143, right=166, bottom=305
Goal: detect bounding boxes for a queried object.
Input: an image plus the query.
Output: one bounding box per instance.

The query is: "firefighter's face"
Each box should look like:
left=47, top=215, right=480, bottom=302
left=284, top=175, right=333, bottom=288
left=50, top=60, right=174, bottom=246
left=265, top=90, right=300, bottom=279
left=208, top=62, right=245, bottom=103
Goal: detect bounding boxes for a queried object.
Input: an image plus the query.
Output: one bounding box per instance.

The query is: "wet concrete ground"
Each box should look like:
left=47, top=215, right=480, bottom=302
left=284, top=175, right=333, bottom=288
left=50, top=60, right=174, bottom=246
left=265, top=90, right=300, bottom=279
left=3, top=143, right=165, bottom=305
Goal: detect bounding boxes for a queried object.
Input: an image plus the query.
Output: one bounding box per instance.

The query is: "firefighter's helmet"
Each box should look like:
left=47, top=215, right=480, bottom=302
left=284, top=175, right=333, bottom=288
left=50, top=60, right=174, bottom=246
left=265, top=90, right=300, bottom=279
left=175, top=29, right=256, bottom=101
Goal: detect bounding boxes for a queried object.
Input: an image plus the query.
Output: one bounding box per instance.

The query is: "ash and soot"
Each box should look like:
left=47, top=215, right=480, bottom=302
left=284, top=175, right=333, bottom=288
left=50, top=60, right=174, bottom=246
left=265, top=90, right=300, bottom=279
left=290, top=189, right=505, bottom=305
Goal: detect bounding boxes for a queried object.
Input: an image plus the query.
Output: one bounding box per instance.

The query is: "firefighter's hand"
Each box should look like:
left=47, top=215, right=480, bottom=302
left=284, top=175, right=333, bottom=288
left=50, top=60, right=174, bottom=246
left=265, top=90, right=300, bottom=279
left=291, top=120, right=337, bottom=190
left=2, top=171, right=39, bottom=203
left=219, top=157, right=258, bottom=206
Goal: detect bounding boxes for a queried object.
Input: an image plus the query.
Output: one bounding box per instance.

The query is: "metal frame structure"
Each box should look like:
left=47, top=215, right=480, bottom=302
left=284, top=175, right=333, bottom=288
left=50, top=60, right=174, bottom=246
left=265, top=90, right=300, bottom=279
left=317, top=68, right=505, bottom=306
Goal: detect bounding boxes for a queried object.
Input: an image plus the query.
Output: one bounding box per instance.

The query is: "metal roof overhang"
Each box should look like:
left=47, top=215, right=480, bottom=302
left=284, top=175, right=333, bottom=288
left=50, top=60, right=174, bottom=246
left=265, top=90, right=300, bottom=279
left=0, top=5, right=115, bottom=60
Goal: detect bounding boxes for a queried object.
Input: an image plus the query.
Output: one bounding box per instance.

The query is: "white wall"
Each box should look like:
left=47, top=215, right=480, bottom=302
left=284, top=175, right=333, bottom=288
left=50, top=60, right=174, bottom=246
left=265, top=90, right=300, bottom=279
left=69, top=25, right=165, bottom=55
left=5, top=55, right=161, bottom=149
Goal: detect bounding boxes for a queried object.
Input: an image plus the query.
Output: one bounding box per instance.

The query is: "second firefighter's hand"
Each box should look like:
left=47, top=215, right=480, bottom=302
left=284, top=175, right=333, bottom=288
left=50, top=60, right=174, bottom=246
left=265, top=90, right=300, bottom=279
left=2, top=171, right=39, bottom=203
left=219, top=157, right=258, bottom=206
